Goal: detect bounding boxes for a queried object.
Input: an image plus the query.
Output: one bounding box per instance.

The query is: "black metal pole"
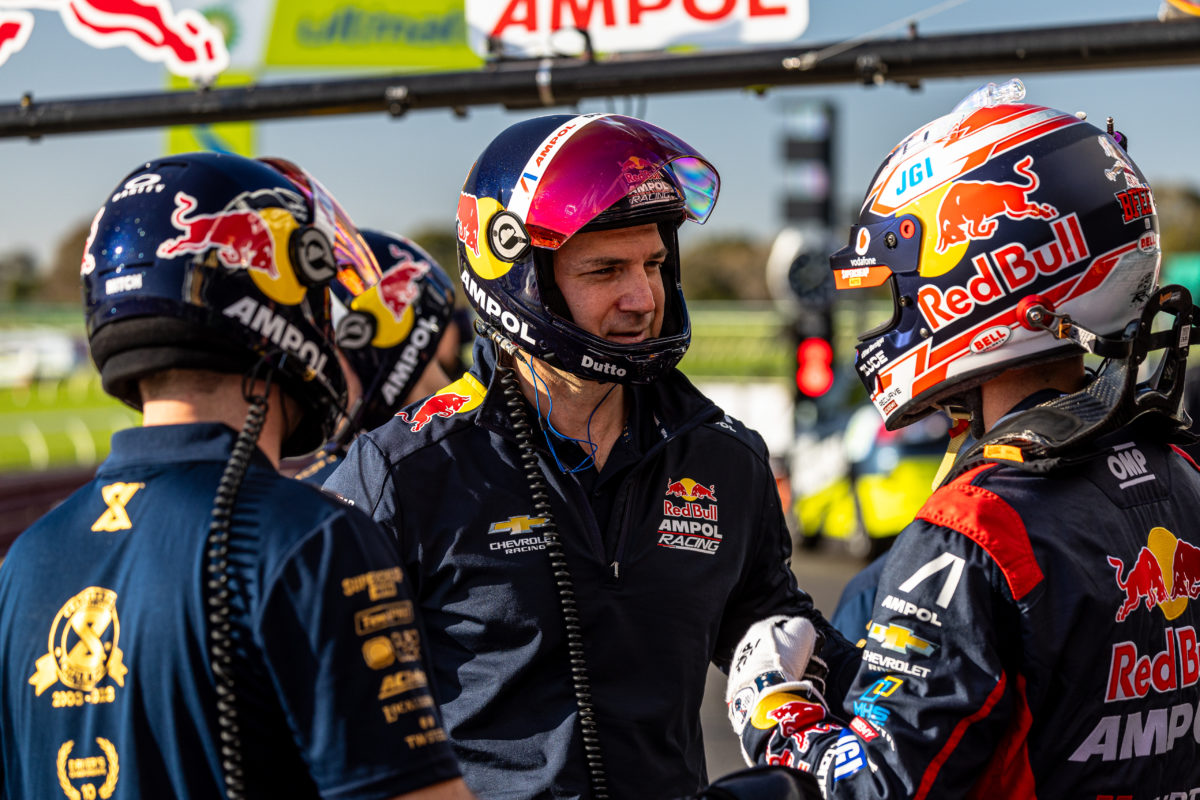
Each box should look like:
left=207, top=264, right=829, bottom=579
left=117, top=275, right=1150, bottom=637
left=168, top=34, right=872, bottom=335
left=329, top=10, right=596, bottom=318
left=2, top=17, right=1199, bottom=139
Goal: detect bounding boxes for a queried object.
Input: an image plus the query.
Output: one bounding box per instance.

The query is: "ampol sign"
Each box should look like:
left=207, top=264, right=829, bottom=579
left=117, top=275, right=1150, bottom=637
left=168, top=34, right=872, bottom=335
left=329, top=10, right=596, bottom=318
left=466, top=0, right=808, bottom=58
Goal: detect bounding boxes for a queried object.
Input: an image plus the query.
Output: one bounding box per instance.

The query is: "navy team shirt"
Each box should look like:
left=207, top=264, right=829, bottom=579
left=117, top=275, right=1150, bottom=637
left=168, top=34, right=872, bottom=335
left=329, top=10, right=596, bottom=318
left=0, top=423, right=460, bottom=799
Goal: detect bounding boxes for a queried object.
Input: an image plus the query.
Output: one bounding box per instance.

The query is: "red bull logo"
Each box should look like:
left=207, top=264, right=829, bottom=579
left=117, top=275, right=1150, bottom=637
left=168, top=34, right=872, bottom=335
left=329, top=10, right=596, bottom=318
left=457, top=192, right=481, bottom=258
left=156, top=191, right=285, bottom=277
left=1, top=0, right=228, bottom=79
left=377, top=258, right=428, bottom=321
left=934, top=155, right=1058, bottom=253
left=664, top=478, right=717, bottom=503
left=1108, top=527, right=1200, bottom=622
left=397, top=391, right=470, bottom=432
left=0, top=10, right=33, bottom=67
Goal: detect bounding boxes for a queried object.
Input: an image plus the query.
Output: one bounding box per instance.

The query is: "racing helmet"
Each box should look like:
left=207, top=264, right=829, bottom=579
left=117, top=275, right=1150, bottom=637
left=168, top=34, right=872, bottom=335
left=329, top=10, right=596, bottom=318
left=83, top=151, right=380, bottom=456
left=331, top=229, right=455, bottom=437
left=455, top=113, right=720, bottom=383
left=830, top=93, right=1160, bottom=430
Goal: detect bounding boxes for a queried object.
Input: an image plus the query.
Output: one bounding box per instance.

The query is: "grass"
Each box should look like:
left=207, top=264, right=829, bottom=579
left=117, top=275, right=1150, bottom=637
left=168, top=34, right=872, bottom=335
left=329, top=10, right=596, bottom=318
left=0, top=371, right=140, bottom=473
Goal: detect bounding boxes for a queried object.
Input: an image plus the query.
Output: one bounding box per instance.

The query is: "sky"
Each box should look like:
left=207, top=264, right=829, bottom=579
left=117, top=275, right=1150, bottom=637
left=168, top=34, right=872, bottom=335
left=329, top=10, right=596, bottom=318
left=1, top=0, right=1198, bottom=271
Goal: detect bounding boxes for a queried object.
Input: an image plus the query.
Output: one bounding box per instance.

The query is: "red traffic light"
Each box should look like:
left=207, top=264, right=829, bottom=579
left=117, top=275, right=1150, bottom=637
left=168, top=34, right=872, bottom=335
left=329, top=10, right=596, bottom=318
left=795, top=337, right=834, bottom=397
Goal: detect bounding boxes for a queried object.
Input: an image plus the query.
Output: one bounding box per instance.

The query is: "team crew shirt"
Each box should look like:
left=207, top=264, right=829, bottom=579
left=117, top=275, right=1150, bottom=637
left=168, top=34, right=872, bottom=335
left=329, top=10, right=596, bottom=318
left=0, top=423, right=460, bottom=799
left=740, top=416, right=1200, bottom=797
left=325, top=339, right=854, bottom=800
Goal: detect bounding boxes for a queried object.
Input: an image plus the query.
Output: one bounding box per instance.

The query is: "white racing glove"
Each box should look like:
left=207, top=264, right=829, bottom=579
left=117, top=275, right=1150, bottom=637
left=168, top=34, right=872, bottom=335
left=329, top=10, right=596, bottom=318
left=726, top=616, right=829, bottom=764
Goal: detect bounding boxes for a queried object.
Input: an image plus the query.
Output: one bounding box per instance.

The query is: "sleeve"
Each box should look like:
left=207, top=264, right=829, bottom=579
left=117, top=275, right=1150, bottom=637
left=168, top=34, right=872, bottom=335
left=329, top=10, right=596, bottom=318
left=254, top=507, right=461, bottom=800
left=713, top=448, right=858, bottom=709
left=740, top=510, right=1024, bottom=798
left=323, top=435, right=400, bottom=533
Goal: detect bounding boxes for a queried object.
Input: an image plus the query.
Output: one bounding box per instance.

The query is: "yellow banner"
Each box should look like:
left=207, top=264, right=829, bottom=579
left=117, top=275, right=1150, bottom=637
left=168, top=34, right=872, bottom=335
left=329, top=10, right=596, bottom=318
left=165, top=71, right=257, bottom=157
left=265, top=0, right=481, bottom=70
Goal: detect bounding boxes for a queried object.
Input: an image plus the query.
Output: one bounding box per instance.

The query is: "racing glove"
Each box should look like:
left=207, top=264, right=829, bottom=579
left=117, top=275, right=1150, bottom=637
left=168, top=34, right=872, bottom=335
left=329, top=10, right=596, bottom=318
left=726, top=616, right=830, bottom=765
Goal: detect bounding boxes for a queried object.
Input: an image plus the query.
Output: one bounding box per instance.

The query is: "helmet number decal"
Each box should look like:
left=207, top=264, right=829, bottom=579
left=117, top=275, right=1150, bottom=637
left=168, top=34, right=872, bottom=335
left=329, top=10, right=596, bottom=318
left=488, top=210, right=530, bottom=262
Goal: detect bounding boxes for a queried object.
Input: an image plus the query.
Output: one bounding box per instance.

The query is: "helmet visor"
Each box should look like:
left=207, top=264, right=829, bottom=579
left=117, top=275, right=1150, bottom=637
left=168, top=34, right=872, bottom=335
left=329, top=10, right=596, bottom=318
left=260, top=157, right=381, bottom=295
left=512, top=115, right=720, bottom=248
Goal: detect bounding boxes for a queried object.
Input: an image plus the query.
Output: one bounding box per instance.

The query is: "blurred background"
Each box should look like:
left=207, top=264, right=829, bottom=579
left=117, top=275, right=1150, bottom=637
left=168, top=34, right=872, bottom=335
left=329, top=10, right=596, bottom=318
left=3, top=0, right=1200, bottom=777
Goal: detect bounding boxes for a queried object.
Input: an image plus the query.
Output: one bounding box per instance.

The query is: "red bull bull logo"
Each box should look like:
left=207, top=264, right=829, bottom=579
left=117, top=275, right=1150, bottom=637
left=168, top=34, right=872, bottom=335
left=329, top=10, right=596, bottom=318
left=377, top=258, right=429, bottom=322
left=397, top=391, right=470, bottom=432
left=457, top=192, right=481, bottom=259
left=1108, top=527, right=1200, bottom=622
left=934, top=155, right=1058, bottom=253
left=156, top=191, right=284, bottom=277
left=0, top=10, right=33, bottom=67
left=664, top=478, right=717, bottom=503
left=1, top=0, right=228, bottom=80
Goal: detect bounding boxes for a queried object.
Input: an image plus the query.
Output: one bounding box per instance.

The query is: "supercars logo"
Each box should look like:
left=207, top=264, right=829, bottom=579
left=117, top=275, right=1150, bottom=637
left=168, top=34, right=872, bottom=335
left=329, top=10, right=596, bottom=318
left=1108, top=526, right=1200, bottom=622
left=30, top=587, right=127, bottom=698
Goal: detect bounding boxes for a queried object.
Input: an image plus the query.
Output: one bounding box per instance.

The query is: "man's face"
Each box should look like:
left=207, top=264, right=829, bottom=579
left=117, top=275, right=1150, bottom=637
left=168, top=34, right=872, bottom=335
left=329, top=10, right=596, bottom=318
left=552, top=223, right=667, bottom=345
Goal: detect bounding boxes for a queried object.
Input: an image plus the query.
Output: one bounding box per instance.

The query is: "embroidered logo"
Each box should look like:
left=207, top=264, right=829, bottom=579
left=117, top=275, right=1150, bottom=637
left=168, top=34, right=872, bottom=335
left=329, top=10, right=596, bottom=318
left=31, top=588, right=126, bottom=704
left=658, top=477, right=722, bottom=555
left=56, top=737, right=119, bottom=800
left=91, top=483, right=144, bottom=532
left=488, top=515, right=547, bottom=555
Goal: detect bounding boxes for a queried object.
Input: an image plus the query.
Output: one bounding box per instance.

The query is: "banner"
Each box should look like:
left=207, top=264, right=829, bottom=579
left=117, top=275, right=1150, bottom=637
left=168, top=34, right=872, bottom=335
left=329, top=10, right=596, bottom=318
left=165, top=69, right=256, bottom=156
left=466, top=0, right=809, bottom=59
left=265, top=0, right=480, bottom=71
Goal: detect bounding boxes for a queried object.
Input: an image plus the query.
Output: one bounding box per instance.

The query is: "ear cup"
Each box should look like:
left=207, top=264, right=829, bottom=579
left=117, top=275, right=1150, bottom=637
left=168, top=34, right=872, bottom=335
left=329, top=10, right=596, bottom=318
left=290, top=226, right=338, bottom=286
left=336, top=310, right=376, bottom=351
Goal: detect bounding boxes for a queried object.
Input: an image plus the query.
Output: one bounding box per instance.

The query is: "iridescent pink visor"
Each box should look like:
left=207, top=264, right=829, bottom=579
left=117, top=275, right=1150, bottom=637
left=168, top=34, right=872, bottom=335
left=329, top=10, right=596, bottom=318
left=260, top=156, right=382, bottom=296
left=505, top=114, right=720, bottom=249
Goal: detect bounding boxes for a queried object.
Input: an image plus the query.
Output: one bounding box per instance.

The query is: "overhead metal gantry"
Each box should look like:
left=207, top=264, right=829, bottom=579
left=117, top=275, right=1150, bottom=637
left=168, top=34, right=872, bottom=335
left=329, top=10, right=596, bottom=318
left=1, top=17, right=1199, bottom=139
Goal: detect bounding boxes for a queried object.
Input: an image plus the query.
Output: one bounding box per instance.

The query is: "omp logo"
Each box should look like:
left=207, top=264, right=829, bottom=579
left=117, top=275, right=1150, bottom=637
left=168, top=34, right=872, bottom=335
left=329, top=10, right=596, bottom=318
left=1108, top=442, right=1154, bottom=489
left=91, top=482, right=144, bottom=532
left=488, top=515, right=546, bottom=536
left=866, top=622, right=935, bottom=657
left=30, top=587, right=127, bottom=698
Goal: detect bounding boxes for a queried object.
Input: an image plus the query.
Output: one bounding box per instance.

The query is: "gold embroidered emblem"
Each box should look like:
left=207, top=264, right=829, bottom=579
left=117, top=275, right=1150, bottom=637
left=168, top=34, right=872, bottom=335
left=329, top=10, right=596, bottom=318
left=30, top=587, right=127, bottom=698
left=91, top=483, right=145, bottom=532
left=56, top=738, right=119, bottom=799
left=341, top=566, right=403, bottom=600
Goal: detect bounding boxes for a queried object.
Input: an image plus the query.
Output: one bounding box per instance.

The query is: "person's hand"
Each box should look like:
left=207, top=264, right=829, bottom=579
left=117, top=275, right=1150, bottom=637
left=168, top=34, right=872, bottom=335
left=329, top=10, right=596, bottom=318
left=726, top=616, right=829, bottom=763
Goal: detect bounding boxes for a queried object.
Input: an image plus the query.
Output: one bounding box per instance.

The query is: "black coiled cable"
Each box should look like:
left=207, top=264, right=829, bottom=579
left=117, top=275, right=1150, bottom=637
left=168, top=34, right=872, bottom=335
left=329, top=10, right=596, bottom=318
left=499, top=366, right=610, bottom=800
left=205, top=374, right=270, bottom=800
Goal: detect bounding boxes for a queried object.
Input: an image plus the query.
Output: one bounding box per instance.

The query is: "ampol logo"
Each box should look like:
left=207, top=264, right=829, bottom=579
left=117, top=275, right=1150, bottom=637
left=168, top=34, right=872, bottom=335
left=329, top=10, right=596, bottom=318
left=1108, top=527, right=1200, bottom=622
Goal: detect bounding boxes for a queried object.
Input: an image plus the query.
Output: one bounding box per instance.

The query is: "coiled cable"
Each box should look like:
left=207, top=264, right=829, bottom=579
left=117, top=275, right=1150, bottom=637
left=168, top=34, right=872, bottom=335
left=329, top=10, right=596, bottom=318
left=205, top=368, right=271, bottom=799
left=499, top=364, right=610, bottom=799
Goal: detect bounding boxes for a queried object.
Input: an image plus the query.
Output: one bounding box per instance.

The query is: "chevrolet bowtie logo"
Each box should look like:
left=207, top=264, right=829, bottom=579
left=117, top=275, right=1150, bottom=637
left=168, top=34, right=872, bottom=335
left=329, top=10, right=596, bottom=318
left=867, top=622, right=935, bottom=657
left=92, top=483, right=145, bottom=532
left=488, top=515, right=547, bottom=536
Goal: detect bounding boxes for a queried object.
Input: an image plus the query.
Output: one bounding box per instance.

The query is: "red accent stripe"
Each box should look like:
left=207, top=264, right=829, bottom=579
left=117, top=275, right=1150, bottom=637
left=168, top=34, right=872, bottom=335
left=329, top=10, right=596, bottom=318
left=1172, top=444, right=1200, bottom=472
left=915, top=672, right=1009, bottom=800
left=916, top=465, right=1044, bottom=600
left=966, top=675, right=1037, bottom=800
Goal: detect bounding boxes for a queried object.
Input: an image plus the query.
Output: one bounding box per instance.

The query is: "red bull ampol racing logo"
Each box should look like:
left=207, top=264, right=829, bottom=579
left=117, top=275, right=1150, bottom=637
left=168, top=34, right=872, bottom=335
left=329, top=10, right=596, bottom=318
left=659, top=477, right=721, bottom=555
